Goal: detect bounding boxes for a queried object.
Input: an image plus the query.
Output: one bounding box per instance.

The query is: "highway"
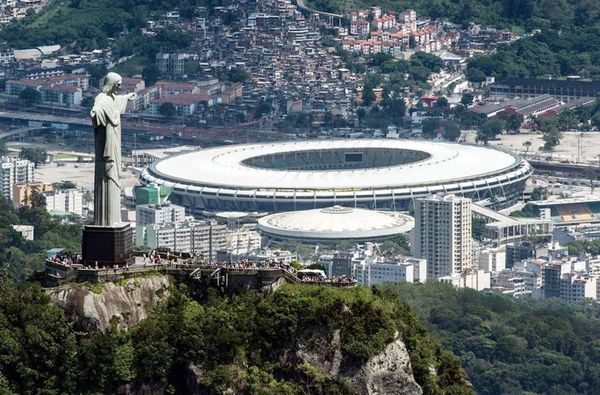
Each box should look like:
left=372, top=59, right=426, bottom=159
left=294, top=0, right=344, bottom=25
left=0, top=126, right=51, bottom=140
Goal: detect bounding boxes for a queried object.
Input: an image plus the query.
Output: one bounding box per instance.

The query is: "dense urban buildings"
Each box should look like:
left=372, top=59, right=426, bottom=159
left=135, top=201, right=227, bottom=259
left=136, top=202, right=186, bottom=227
left=137, top=220, right=227, bottom=260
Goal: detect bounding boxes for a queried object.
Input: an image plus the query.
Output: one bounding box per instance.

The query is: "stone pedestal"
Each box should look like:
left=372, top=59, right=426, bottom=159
left=82, top=223, right=133, bottom=267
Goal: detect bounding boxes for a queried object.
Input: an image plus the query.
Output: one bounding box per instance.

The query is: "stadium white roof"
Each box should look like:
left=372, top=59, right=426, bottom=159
left=258, top=205, right=415, bottom=240
left=151, top=140, right=521, bottom=191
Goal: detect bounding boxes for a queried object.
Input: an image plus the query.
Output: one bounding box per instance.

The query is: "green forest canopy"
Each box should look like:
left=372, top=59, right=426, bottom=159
left=0, top=0, right=218, bottom=50
left=0, top=280, right=473, bottom=394
left=388, top=282, right=600, bottom=395
left=0, top=194, right=81, bottom=282
left=307, top=0, right=600, bottom=29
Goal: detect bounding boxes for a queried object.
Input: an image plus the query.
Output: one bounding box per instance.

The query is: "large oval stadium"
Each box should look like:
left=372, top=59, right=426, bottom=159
left=139, top=139, right=532, bottom=213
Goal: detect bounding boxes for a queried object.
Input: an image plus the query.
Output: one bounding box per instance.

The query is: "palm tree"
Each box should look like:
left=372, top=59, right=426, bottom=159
left=523, top=140, right=532, bottom=153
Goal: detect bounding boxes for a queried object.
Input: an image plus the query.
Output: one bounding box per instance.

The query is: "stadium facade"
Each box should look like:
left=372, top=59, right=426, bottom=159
left=139, top=140, right=532, bottom=214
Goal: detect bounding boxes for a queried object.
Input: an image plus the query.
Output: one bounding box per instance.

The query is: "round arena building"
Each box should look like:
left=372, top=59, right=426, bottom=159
left=140, top=139, right=531, bottom=213
left=258, top=205, right=414, bottom=244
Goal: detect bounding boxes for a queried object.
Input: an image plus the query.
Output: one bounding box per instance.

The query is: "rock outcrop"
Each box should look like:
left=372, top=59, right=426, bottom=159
left=296, top=330, right=422, bottom=395
left=47, top=276, right=171, bottom=331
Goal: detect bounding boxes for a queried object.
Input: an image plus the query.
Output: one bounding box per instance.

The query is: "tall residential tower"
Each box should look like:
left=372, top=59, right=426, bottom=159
left=412, top=194, right=473, bottom=279
left=0, top=157, right=35, bottom=200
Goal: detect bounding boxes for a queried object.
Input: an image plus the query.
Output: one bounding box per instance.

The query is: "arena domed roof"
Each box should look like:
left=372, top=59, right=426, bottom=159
left=257, top=205, right=414, bottom=242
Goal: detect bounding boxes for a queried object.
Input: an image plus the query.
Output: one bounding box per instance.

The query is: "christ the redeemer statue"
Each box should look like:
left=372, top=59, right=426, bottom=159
left=91, top=72, right=136, bottom=227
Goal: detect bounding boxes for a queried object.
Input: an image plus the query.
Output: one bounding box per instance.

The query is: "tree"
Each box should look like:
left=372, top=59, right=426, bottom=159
left=472, top=217, right=487, bottom=241
left=81, top=96, right=94, bottom=109
left=412, top=52, right=444, bottom=73
left=422, top=118, right=440, bottom=138
left=408, top=35, right=417, bottom=48
left=333, top=115, right=349, bottom=128
left=510, top=203, right=540, bottom=217
left=523, top=140, right=532, bottom=152
left=0, top=280, right=78, bottom=393
left=543, top=126, right=561, bottom=150
left=441, top=120, right=461, bottom=141
left=142, top=64, right=160, bottom=86
left=86, top=64, right=107, bottom=87
left=226, top=67, right=249, bottom=83
left=466, top=68, right=486, bottom=83
left=362, top=84, right=375, bottom=106
left=19, top=87, right=41, bottom=105
left=422, top=118, right=461, bottom=141
left=591, top=113, right=600, bottom=129
left=19, top=147, right=46, bottom=165
left=461, top=92, right=474, bottom=107
left=369, top=52, right=393, bottom=66
left=53, top=180, right=77, bottom=190
left=357, top=108, right=366, bottom=123
left=530, top=187, right=549, bottom=201
left=158, top=102, right=176, bottom=118
left=498, top=111, right=524, bottom=133
left=305, top=263, right=326, bottom=271
left=254, top=101, right=272, bottom=119
left=437, top=96, right=449, bottom=108
left=379, top=234, right=409, bottom=254
left=478, top=118, right=504, bottom=144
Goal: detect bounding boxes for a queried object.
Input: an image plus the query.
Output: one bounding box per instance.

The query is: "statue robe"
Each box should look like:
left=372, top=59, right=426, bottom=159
left=91, top=92, right=129, bottom=227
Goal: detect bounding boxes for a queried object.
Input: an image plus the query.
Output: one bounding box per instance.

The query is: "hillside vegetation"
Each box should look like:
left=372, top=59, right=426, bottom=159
left=0, top=278, right=472, bottom=394
left=307, top=0, right=600, bottom=29
left=0, top=0, right=208, bottom=50
left=386, top=283, right=600, bottom=395
left=0, top=194, right=81, bottom=282
left=309, top=0, right=600, bottom=80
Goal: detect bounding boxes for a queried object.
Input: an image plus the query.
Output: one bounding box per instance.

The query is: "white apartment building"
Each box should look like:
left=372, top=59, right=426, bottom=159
left=399, top=9, right=417, bottom=32
left=137, top=220, right=227, bottom=260
left=136, top=202, right=186, bottom=226
left=352, top=257, right=427, bottom=286
left=439, top=269, right=491, bottom=291
left=43, top=188, right=83, bottom=216
left=560, top=273, right=597, bottom=303
left=225, top=229, right=262, bottom=255
left=479, top=247, right=506, bottom=273
left=0, top=156, right=34, bottom=200
left=491, top=273, right=528, bottom=297
left=412, top=194, right=473, bottom=280
left=498, top=267, right=543, bottom=294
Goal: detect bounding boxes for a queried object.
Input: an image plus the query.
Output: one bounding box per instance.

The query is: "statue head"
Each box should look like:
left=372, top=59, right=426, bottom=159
left=102, top=72, right=122, bottom=94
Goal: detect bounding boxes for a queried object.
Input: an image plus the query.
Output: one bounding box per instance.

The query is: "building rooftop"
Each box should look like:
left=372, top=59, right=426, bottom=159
left=151, top=93, right=211, bottom=105
left=148, top=139, right=524, bottom=190
left=258, top=205, right=414, bottom=240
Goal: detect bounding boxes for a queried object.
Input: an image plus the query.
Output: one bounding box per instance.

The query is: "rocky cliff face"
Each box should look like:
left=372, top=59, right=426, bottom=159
left=183, top=328, right=422, bottom=395
left=357, top=335, right=422, bottom=395
left=296, top=330, right=422, bottom=395
left=286, top=330, right=423, bottom=395
left=47, top=276, right=171, bottom=331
